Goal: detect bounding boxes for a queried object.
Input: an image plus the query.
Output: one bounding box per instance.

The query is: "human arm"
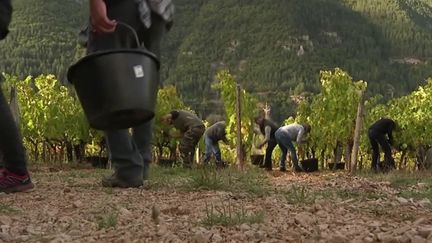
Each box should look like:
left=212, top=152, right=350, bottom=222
left=220, top=123, right=229, bottom=144
left=257, top=126, right=271, bottom=148
left=90, top=0, right=117, bottom=33
left=296, top=127, right=306, bottom=144
left=388, top=121, right=397, bottom=146
left=388, top=130, right=394, bottom=146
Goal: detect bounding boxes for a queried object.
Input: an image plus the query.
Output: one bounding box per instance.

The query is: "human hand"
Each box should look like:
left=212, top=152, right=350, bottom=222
left=90, top=0, right=117, bottom=33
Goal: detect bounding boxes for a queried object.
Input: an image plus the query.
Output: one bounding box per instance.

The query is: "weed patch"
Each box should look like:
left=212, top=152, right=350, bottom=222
left=199, top=200, right=264, bottom=227
left=97, top=211, right=118, bottom=230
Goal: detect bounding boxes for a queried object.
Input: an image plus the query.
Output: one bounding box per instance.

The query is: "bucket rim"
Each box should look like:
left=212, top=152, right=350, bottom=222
left=67, top=49, right=160, bottom=83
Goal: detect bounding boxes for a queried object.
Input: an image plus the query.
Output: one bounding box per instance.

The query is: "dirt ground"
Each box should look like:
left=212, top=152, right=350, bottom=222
left=0, top=166, right=431, bottom=243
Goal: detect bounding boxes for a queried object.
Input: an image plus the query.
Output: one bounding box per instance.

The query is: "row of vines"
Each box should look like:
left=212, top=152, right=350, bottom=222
left=1, top=68, right=431, bottom=170
left=2, top=74, right=102, bottom=164
left=290, top=68, right=432, bottom=170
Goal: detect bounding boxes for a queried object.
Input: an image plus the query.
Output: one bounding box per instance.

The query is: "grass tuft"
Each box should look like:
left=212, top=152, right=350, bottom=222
left=97, top=211, right=118, bottom=229
left=199, top=200, right=264, bottom=227
left=0, top=203, right=20, bottom=214
left=148, top=165, right=269, bottom=196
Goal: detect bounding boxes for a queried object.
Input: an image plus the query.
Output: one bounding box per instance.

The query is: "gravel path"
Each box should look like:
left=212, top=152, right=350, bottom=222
left=0, top=168, right=431, bottom=243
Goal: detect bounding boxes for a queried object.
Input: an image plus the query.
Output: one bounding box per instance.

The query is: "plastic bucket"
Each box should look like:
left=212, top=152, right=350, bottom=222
left=159, top=158, right=175, bottom=167
left=328, top=162, right=345, bottom=170
left=250, top=154, right=264, bottom=165
left=300, top=158, right=319, bottom=172
left=67, top=23, right=160, bottom=130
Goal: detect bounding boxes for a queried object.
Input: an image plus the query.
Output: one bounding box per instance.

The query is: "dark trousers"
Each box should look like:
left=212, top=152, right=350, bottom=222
left=87, top=0, right=167, bottom=181
left=275, top=129, right=299, bottom=169
left=0, top=89, right=28, bottom=174
left=263, top=138, right=277, bottom=169
left=0, top=1, right=28, bottom=174
left=203, top=135, right=222, bottom=164
left=0, top=0, right=12, bottom=40
left=368, top=130, right=395, bottom=170
left=179, top=126, right=205, bottom=164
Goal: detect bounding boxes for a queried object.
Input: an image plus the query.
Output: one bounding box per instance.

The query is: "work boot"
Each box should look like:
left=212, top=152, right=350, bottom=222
left=101, top=173, right=143, bottom=188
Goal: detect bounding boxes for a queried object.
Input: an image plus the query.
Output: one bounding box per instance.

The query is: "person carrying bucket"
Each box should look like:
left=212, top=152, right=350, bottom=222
left=162, top=110, right=205, bottom=168
left=0, top=0, right=35, bottom=193
left=85, top=0, right=174, bottom=187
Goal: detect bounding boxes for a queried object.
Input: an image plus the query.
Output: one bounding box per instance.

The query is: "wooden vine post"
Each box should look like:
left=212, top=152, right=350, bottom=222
left=235, top=83, right=244, bottom=169
left=350, top=90, right=366, bottom=173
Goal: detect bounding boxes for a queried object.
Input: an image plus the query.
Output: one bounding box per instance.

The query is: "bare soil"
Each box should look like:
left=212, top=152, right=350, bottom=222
left=0, top=166, right=431, bottom=243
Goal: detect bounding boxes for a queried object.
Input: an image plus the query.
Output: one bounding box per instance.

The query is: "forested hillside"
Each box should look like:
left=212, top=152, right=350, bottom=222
left=166, top=0, right=432, bottom=121
left=1, top=0, right=432, bottom=121
left=0, top=0, right=87, bottom=81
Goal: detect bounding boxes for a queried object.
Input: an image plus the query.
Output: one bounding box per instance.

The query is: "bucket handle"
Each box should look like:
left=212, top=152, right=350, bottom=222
left=116, top=21, right=141, bottom=48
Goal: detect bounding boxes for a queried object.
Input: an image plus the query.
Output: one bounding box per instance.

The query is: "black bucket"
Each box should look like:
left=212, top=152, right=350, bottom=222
left=159, top=158, right=175, bottom=167
left=328, top=162, right=345, bottom=170
left=250, top=154, right=264, bottom=165
left=67, top=23, right=160, bottom=130
left=300, top=158, right=319, bottom=172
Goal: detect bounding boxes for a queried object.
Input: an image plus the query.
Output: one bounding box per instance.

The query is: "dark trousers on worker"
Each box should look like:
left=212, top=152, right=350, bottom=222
left=368, top=130, right=395, bottom=171
left=87, top=0, right=167, bottom=181
left=275, top=129, right=299, bottom=170
left=179, top=126, right=205, bottom=165
left=262, top=138, right=277, bottom=169
left=0, top=0, right=28, bottom=175
left=203, top=135, right=222, bottom=165
left=0, top=90, right=28, bottom=175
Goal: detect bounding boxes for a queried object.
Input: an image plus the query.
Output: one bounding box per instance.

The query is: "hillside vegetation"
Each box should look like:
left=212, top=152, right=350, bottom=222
left=1, top=0, right=432, bottom=121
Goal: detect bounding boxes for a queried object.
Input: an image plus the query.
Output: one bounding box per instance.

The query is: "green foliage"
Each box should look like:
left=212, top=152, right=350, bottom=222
left=2, top=0, right=432, bottom=121
left=187, top=167, right=269, bottom=196
left=17, top=75, right=89, bottom=142
left=291, top=67, right=432, bottom=170
left=200, top=200, right=264, bottom=227
left=213, top=70, right=258, bottom=162
left=166, top=0, right=432, bottom=119
left=0, top=0, right=87, bottom=80
left=282, top=185, right=316, bottom=205
left=148, top=166, right=269, bottom=196
left=2, top=0, right=432, bottom=168
left=363, top=78, right=432, bottom=167
left=297, top=68, right=366, bottom=160
left=0, top=203, right=20, bottom=214
left=97, top=211, right=119, bottom=230
left=2, top=74, right=102, bottom=162
left=188, top=168, right=226, bottom=191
